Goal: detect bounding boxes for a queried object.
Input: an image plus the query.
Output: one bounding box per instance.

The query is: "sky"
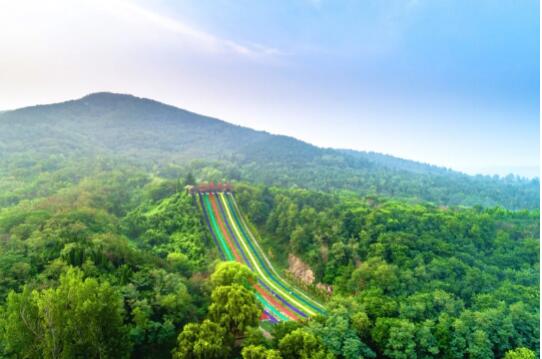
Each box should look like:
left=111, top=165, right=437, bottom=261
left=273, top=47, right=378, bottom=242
left=0, top=0, right=539, bottom=177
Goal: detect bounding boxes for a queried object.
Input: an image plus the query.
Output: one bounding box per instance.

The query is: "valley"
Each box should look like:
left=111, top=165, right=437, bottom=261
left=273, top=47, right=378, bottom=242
left=198, top=189, right=326, bottom=322
left=0, top=95, right=538, bottom=358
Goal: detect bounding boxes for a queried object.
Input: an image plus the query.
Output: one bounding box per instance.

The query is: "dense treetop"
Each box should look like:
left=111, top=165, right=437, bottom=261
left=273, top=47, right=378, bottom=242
left=0, top=170, right=538, bottom=358
left=234, top=184, right=539, bottom=358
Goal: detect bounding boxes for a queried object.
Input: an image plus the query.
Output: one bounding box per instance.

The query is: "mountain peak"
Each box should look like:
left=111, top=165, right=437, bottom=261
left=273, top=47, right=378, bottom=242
left=72, top=92, right=184, bottom=116
left=80, top=92, right=149, bottom=105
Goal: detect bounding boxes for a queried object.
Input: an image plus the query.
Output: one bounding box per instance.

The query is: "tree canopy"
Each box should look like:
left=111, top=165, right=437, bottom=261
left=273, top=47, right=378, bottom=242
left=1, top=268, right=130, bottom=358
left=0, top=167, right=538, bottom=358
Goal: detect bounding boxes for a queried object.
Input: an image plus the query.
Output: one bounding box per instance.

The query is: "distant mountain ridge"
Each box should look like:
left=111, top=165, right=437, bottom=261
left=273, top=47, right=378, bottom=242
left=0, top=92, right=538, bottom=209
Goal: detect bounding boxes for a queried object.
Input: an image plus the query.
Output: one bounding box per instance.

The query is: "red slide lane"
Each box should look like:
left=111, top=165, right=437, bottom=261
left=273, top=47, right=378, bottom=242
left=254, top=284, right=300, bottom=321
left=209, top=194, right=300, bottom=321
left=209, top=194, right=243, bottom=262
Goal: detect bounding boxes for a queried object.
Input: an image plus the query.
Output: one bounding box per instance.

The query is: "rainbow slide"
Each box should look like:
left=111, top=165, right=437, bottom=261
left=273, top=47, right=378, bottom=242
left=198, top=191, right=326, bottom=323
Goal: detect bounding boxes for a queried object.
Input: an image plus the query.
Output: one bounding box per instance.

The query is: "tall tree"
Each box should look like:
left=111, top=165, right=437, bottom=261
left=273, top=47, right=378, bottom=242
left=173, top=320, right=229, bottom=359
left=0, top=268, right=130, bottom=358
left=208, top=284, right=262, bottom=338
left=242, top=345, right=283, bottom=359
left=278, top=329, right=334, bottom=359
left=210, top=261, right=256, bottom=289
left=504, top=348, right=536, bottom=359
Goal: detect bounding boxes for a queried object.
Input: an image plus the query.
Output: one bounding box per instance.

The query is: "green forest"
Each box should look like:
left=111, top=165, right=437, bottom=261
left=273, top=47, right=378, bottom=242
left=0, top=94, right=539, bottom=358
left=0, top=93, right=538, bottom=211
left=0, top=167, right=538, bottom=358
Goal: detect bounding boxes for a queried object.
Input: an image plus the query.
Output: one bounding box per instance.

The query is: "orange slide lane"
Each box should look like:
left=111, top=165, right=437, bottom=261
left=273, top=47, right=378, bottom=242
left=209, top=194, right=243, bottom=262
left=253, top=283, right=300, bottom=321
left=209, top=193, right=300, bottom=321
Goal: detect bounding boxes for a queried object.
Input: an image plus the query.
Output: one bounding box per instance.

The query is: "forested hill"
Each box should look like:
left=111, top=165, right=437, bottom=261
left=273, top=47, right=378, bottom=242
left=0, top=92, right=538, bottom=209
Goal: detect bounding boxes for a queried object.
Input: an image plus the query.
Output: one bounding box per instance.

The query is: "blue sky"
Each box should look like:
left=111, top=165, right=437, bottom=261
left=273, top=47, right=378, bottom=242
left=0, top=0, right=539, bottom=176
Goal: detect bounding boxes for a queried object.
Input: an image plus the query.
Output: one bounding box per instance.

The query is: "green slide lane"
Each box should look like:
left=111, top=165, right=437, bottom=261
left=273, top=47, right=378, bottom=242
left=198, top=189, right=327, bottom=322
left=224, top=193, right=326, bottom=314
left=254, top=293, right=289, bottom=321
left=202, top=194, right=234, bottom=260
left=217, top=193, right=318, bottom=317
left=221, top=193, right=326, bottom=315
left=202, top=193, right=291, bottom=321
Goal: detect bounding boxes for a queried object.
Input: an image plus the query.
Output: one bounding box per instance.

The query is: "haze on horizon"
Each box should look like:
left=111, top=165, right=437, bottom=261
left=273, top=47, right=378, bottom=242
left=0, top=0, right=539, bottom=178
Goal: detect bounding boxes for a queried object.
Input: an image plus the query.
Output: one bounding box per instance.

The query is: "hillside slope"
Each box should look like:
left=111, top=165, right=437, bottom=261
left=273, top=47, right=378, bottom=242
left=0, top=92, right=538, bottom=209
left=198, top=191, right=325, bottom=323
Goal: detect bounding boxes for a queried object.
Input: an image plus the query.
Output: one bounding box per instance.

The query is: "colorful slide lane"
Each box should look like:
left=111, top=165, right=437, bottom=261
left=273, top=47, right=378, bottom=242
left=198, top=192, right=326, bottom=323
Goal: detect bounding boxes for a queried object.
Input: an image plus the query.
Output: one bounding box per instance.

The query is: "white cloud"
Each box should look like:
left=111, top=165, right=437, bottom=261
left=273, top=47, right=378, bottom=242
left=0, top=0, right=285, bottom=111
left=0, top=0, right=280, bottom=58
left=97, top=0, right=281, bottom=57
